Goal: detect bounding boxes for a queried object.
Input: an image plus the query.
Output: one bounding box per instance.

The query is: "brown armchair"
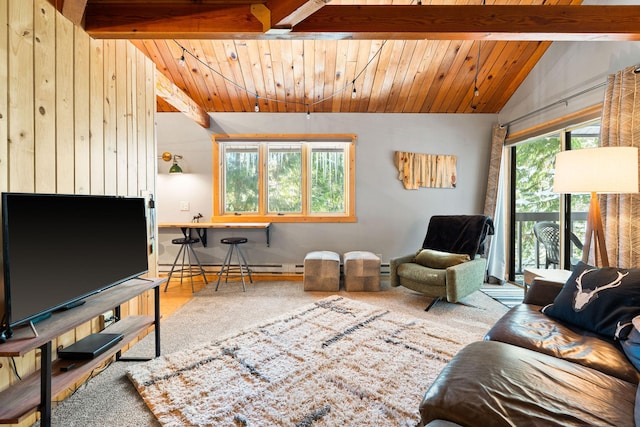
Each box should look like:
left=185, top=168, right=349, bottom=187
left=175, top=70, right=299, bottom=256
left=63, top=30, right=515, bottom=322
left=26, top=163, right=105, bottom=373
left=390, top=215, right=494, bottom=310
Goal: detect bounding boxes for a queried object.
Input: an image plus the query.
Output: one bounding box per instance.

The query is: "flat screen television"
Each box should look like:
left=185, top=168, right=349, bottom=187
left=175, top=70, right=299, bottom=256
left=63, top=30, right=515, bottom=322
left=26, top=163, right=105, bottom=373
left=0, top=192, right=149, bottom=341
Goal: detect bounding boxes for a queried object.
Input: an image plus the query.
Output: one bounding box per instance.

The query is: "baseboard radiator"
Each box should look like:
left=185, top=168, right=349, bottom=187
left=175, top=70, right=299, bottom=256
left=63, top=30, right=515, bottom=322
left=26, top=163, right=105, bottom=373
left=158, top=262, right=391, bottom=277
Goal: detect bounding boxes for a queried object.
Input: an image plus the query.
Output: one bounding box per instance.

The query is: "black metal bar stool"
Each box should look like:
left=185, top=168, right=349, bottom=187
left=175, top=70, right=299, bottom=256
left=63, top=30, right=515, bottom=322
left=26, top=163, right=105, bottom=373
left=164, top=234, right=208, bottom=293
left=215, top=237, right=253, bottom=292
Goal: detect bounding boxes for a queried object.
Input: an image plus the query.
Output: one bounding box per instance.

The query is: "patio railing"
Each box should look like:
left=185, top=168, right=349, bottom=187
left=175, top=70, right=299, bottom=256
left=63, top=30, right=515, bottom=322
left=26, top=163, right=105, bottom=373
left=513, top=211, right=588, bottom=276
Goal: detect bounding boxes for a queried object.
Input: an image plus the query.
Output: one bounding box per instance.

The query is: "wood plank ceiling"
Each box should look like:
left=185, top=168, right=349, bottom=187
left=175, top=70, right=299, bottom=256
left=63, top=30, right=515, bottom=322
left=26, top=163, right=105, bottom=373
left=53, top=0, right=640, bottom=120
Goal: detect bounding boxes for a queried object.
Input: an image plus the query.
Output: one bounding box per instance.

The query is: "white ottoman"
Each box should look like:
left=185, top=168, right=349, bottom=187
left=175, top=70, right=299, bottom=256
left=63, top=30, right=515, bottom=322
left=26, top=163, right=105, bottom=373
left=344, top=251, right=381, bottom=292
left=303, top=251, right=340, bottom=291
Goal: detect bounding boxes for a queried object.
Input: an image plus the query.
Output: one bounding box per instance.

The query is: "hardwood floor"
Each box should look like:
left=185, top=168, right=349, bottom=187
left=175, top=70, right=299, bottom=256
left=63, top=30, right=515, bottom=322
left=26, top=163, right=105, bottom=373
left=159, top=276, right=208, bottom=318
left=159, top=274, right=303, bottom=318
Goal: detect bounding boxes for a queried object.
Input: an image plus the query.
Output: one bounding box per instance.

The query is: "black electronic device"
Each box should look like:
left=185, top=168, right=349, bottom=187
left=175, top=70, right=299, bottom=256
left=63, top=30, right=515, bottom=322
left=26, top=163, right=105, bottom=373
left=57, top=333, right=124, bottom=359
left=0, top=193, right=149, bottom=340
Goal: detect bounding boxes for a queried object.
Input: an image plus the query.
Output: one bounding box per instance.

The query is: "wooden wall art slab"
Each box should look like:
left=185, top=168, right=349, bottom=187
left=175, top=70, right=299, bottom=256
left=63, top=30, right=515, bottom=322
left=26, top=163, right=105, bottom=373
left=394, top=151, right=457, bottom=190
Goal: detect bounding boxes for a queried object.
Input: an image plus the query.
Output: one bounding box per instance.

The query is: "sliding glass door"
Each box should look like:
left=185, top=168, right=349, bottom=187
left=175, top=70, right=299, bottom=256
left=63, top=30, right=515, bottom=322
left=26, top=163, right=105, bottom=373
left=512, top=133, right=561, bottom=280
left=565, top=122, right=600, bottom=268
left=509, top=120, right=600, bottom=284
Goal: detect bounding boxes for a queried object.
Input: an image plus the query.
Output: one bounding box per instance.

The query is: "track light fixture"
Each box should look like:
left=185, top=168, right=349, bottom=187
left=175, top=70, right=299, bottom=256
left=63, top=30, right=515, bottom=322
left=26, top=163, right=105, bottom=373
left=172, top=40, right=388, bottom=112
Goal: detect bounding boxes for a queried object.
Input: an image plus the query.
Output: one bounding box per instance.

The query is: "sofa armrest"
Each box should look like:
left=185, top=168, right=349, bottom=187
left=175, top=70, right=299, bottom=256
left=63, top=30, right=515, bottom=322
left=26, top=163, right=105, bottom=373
left=423, top=421, right=464, bottom=427
left=419, top=340, right=637, bottom=427
left=389, top=253, right=416, bottom=287
left=523, top=278, right=565, bottom=306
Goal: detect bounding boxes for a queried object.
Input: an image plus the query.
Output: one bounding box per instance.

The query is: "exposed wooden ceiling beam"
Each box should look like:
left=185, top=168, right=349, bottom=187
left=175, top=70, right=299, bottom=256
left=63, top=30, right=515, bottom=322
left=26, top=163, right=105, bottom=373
left=155, top=70, right=211, bottom=129
left=85, top=4, right=264, bottom=38
left=267, top=0, right=330, bottom=29
left=47, top=0, right=88, bottom=25
left=63, top=0, right=88, bottom=25
left=296, top=5, right=640, bottom=41
left=85, top=5, right=640, bottom=41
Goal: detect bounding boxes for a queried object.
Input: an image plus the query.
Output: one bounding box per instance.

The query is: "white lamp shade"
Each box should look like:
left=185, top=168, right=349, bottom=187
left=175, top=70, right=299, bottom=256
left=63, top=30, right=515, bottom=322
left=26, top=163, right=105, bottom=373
left=553, top=146, right=640, bottom=194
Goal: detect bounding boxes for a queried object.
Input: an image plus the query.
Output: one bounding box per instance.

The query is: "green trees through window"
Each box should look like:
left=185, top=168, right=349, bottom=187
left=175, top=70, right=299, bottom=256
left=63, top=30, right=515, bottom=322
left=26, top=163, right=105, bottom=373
left=268, top=146, right=302, bottom=213
left=311, top=148, right=345, bottom=213
left=213, top=134, right=356, bottom=222
left=513, top=121, right=599, bottom=275
left=224, top=146, right=259, bottom=212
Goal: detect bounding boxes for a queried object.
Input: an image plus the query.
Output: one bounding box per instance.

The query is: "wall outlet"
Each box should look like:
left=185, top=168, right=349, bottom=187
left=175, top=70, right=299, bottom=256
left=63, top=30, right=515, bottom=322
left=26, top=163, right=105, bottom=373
left=179, top=201, right=190, bottom=211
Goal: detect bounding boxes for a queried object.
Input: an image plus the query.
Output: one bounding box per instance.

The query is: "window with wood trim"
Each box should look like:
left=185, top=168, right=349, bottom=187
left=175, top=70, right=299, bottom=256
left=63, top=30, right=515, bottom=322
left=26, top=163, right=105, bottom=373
left=212, top=134, right=356, bottom=223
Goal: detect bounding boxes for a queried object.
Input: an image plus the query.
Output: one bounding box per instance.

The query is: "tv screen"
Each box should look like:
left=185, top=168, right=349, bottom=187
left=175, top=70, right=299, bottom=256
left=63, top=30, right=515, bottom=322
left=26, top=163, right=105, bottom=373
left=1, top=193, right=149, bottom=336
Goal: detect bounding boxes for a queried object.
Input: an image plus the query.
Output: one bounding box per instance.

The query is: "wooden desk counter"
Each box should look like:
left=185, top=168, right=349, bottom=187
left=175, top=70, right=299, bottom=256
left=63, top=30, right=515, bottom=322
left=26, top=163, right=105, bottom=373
left=159, top=222, right=272, bottom=247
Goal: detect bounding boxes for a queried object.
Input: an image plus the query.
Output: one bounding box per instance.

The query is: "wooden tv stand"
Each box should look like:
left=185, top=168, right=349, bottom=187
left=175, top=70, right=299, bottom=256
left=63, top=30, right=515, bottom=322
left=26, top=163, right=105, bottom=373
left=0, top=277, right=165, bottom=426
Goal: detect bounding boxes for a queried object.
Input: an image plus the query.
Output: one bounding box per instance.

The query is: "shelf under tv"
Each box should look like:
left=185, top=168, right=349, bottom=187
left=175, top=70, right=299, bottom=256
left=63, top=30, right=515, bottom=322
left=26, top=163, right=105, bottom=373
left=0, top=277, right=165, bottom=426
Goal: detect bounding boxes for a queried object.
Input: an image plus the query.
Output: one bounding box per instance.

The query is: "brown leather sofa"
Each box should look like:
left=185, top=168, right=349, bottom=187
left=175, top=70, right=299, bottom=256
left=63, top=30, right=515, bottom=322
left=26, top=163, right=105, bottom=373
left=418, top=278, right=639, bottom=427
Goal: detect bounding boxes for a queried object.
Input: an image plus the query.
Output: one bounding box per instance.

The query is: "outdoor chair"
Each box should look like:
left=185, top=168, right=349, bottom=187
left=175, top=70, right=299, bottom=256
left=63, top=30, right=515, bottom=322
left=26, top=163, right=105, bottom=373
left=533, top=221, right=583, bottom=270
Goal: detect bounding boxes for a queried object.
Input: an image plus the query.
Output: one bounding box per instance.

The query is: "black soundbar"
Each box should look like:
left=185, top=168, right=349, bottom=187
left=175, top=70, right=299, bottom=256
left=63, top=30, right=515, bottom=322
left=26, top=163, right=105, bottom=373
left=58, top=333, right=124, bottom=360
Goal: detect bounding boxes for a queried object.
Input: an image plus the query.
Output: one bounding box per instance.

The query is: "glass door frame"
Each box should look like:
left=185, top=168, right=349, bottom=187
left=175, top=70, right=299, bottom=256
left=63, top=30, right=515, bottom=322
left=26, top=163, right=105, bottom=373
left=507, top=120, right=599, bottom=283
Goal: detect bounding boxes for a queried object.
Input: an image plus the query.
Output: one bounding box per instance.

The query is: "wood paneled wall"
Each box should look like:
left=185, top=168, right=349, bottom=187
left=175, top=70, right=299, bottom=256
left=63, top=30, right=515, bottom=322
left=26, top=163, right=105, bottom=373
left=0, top=1, right=157, bottom=424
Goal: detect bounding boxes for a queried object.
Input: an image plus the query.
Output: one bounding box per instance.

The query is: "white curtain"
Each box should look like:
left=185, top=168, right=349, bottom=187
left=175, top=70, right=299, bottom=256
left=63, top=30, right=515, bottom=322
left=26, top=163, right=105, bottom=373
left=484, top=124, right=508, bottom=283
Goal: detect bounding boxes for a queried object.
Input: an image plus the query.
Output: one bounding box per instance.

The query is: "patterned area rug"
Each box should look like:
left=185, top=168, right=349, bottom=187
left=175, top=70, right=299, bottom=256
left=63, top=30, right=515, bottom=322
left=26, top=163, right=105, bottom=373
left=127, top=295, right=484, bottom=426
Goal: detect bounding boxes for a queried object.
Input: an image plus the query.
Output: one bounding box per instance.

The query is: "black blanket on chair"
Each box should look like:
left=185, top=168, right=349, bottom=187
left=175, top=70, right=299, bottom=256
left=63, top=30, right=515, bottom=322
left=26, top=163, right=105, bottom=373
left=422, top=215, right=494, bottom=258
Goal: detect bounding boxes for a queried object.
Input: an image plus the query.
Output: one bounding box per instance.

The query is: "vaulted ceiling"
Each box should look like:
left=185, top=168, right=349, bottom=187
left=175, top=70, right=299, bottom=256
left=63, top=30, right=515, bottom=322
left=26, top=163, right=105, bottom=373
left=51, top=1, right=640, bottom=127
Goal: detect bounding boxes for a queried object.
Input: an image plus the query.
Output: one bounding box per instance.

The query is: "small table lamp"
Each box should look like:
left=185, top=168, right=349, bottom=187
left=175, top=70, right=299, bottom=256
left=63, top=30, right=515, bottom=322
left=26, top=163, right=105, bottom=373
left=553, top=146, right=639, bottom=267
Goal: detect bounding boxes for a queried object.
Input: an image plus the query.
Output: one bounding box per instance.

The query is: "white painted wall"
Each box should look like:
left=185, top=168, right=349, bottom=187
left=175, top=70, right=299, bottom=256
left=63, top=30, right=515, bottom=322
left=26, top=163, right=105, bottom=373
left=155, top=35, right=640, bottom=272
left=156, top=112, right=496, bottom=268
left=499, top=0, right=640, bottom=134
left=499, top=40, right=640, bottom=134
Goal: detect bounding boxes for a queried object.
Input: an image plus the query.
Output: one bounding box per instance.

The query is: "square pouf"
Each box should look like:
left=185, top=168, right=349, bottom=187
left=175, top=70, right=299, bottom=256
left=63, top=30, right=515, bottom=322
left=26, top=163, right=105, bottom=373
left=303, top=251, right=340, bottom=291
left=344, top=251, right=381, bottom=292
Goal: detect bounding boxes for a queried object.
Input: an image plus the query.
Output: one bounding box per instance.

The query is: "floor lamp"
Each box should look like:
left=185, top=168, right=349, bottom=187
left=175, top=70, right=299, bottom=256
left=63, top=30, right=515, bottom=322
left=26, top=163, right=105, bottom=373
left=553, top=146, right=639, bottom=268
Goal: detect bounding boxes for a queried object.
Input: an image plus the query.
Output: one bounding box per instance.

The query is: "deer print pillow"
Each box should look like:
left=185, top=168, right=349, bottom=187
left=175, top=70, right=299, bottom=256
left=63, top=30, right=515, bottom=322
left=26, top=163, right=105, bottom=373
left=541, top=261, right=640, bottom=340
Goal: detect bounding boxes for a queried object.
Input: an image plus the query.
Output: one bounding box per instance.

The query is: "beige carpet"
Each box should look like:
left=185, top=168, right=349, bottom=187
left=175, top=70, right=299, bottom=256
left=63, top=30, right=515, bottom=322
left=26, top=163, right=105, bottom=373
left=40, top=281, right=507, bottom=427
left=127, top=295, right=490, bottom=426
